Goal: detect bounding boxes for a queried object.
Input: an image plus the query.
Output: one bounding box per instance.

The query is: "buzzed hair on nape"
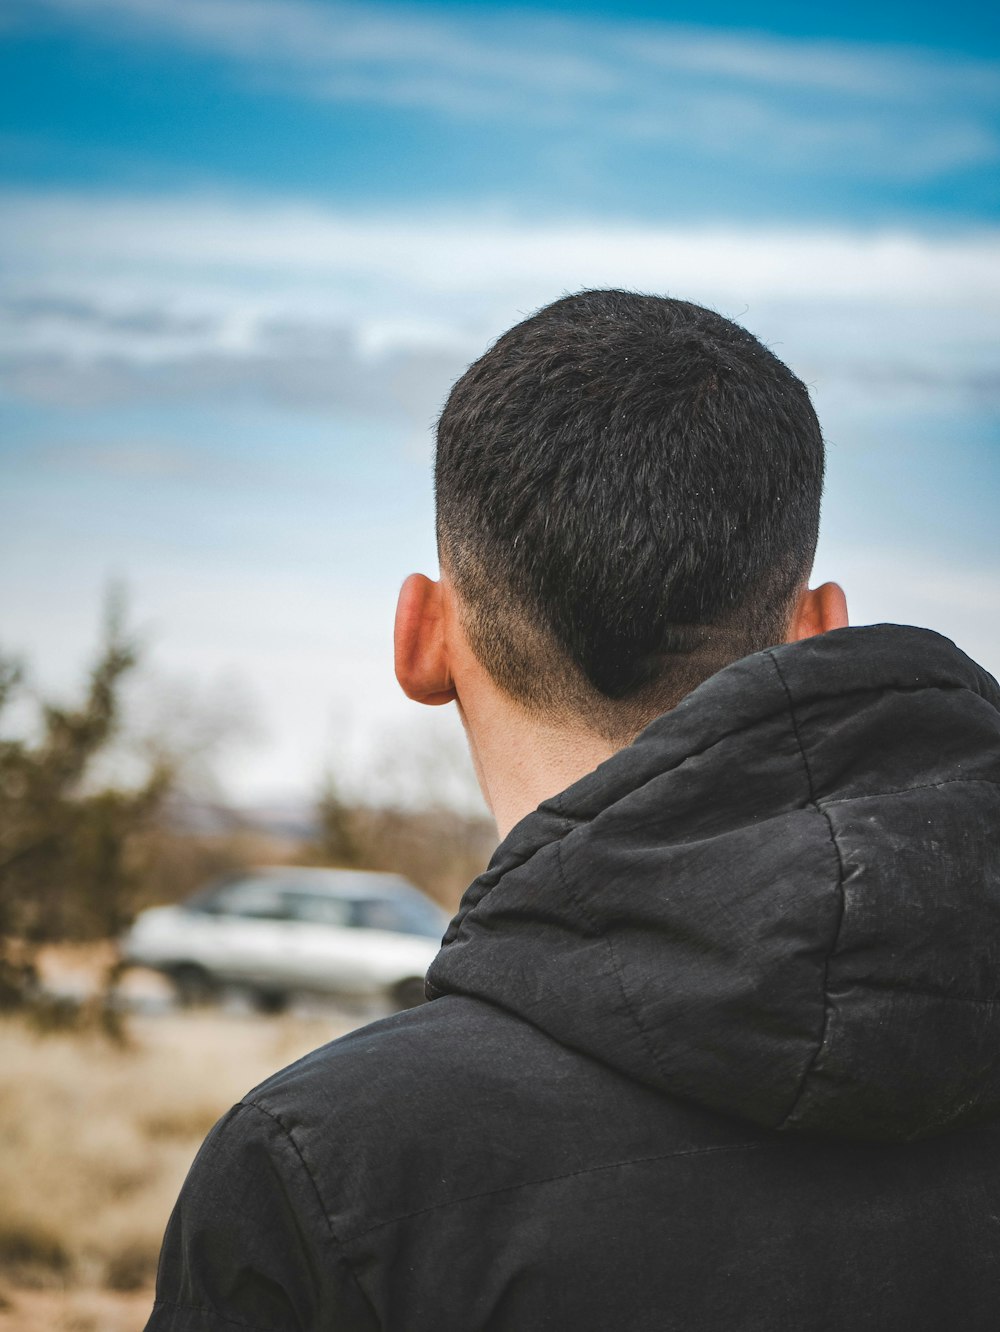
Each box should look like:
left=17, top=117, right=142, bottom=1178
left=434, top=289, right=825, bottom=745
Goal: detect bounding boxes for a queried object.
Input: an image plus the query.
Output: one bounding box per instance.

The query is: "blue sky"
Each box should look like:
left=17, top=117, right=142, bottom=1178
left=1, top=0, right=998, bottom=799
left=4, top=1, right=999, bottom=221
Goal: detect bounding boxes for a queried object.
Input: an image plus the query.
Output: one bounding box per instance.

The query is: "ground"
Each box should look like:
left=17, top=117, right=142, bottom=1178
left=0, top=1287, right=155, bottom=1332
left=0, top=985, right=362, bottom=1332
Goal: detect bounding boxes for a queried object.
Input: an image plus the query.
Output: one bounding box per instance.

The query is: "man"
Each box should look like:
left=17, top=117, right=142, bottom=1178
left=147, top=291, right=1000, bottom=1331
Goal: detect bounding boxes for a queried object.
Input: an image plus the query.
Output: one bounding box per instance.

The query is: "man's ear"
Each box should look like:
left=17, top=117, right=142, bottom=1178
left=394, top=573, right=457, bottom=706
left=787, top=581, right=849, bottom=643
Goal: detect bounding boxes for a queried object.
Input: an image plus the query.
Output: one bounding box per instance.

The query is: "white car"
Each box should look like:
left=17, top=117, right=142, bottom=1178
left=119, top=866, right=450, bottom=1012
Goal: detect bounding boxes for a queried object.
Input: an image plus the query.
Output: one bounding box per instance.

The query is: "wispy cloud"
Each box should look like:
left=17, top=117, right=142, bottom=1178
left=619, top=26, right=1000, bottom=100
left=6, top=192, right=1000, bottom=302
left=18, top=0, right=1000, bottom=181
left=0, top=340, right=464, bottom=420
left=2, top=192, right=999, bottom=419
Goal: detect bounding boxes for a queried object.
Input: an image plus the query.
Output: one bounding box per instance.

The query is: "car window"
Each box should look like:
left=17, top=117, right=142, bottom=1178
left=349, top=898, right=406, bottom=933
left=282, top=893, right=351, bottom=927
left=222, top=885, right=290, bottom=920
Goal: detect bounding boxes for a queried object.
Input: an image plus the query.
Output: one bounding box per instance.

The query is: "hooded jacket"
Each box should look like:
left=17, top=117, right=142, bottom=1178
left=147, top=624, right=1000, bottom=1332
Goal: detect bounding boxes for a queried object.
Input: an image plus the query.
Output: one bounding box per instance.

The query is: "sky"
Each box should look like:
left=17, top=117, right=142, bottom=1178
left=1, top=0, right=998, bottom=802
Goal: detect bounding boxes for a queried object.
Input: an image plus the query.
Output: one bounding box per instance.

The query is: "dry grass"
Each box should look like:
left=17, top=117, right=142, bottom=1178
left=0, top=1286, right=154, bottom=1332
left=0, top=1007, right=356, bottom=1329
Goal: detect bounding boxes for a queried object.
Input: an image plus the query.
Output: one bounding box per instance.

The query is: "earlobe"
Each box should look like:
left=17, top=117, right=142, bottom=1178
left=788, top=581, right=849, bottom=643
left=394, top=573, right=457, bottom=706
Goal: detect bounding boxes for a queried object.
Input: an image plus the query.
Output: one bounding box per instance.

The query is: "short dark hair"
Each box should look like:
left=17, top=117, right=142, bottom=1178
left=435, top=290, right=824, bottom=743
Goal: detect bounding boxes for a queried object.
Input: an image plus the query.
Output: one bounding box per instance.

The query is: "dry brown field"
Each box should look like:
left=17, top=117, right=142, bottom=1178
left=0, top=997, right=359, bottom=1331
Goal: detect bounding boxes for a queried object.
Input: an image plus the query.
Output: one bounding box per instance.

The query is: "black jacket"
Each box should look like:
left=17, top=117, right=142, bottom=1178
left=147, top=625, right=1000, bottom=1331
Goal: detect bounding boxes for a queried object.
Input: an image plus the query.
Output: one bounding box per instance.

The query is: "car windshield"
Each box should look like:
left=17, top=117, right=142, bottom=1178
left=348, top=895, right=446, bottom=939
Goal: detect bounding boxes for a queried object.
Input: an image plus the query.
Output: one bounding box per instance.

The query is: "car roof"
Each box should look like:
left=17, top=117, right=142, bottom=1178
left=213, top=866, right=425, bottom=901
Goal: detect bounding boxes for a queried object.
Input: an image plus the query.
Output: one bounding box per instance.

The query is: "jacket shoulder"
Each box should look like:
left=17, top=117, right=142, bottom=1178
left=146, top=1099, right=379, bottom=1332
left=245, top=994, right=756, bottom=1246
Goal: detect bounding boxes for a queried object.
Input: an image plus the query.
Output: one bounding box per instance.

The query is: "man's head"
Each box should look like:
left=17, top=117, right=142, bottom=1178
left=395, top=289, right=846, bottom=825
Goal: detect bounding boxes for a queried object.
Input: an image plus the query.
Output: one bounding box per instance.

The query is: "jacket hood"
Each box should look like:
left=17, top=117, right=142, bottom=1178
left=428, top=625, right=1000, bottom=1143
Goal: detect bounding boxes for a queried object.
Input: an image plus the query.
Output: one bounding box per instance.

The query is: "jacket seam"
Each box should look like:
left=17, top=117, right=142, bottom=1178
left=767, top=651, right=847, bottom=1131
left=345, top=1140, right=763, bottom=1244
left=830, top=978, right=1000, bottom=1008
left=819, top=775, right=1000, bottom=806
left=238, top=1100, right=381, bottom=1329
left=240, top=1100, right=342, bottom=1241
left=554, top=835, right=673, bottom=1089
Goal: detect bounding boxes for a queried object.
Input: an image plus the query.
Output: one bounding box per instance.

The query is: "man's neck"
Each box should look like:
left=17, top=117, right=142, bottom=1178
left=458, top=696, right=618, bottom=841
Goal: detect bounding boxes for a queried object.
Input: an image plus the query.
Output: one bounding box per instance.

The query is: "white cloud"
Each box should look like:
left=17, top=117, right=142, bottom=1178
left=5, top=192, right=1000, bottom=305
left=2, top=192, right=999, bottom=416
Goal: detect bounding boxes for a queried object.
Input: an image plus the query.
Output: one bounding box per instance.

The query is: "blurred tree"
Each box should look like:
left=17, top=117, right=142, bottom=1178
left=0, top=592, right=171, bottom=1020
left=314, top=771, right=363, bottom=868
left=348, top=802, right=495, bottom=912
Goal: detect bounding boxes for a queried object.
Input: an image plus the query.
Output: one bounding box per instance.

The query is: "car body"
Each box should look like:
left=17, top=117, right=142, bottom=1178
left=119, top=866, right=450, bottom=1011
